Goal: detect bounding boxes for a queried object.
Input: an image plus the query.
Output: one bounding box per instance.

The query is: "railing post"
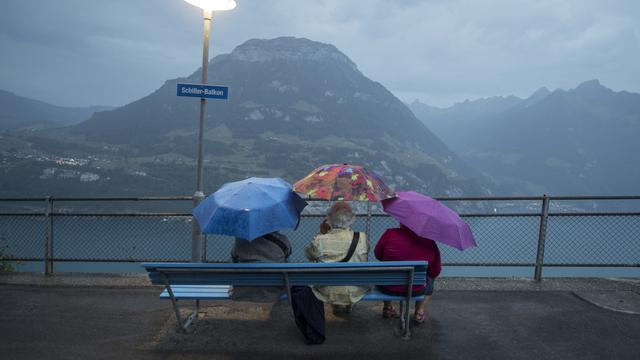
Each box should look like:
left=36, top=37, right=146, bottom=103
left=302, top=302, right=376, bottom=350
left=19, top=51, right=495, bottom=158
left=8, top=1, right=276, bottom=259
left=202, top=234, right=207, bottom=262
left=534, top=194, right=550, bottom=281
left=44, top=196, right=53, bottom=275
left=191, top=195, right=205, bottom=262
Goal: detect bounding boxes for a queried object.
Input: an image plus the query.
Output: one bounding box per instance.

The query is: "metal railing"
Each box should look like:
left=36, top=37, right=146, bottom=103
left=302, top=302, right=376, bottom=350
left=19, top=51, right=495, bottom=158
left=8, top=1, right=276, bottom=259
left=1, top=195, right=639, bottom=280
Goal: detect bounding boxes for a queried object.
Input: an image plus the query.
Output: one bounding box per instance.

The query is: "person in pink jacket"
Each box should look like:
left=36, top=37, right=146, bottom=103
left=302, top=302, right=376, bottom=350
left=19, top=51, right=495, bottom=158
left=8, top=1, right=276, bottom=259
left=374, top=224, right=441, bottom=323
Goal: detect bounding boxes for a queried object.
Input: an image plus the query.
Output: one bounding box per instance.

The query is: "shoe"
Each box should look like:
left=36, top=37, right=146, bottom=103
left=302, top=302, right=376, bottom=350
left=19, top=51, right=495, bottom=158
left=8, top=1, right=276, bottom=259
left=412, top=311, right=426, bottom=324
left=382, top=306, right=399, bottom=319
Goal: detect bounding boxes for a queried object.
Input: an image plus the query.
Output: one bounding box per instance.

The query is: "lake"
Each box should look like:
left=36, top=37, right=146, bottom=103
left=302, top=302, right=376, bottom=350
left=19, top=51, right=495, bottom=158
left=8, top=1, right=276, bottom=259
left=2, top=214, right=639, bottom=278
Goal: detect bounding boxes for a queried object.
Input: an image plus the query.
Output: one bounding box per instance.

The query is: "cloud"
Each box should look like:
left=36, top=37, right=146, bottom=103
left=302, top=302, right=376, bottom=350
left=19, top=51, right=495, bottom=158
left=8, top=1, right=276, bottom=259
left=0, top=0, right=638, bottom=107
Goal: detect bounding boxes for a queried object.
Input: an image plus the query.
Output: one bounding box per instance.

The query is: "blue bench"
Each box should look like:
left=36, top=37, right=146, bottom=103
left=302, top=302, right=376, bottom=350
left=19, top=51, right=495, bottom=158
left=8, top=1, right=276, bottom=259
left=142, top=261, right=428, bottom=338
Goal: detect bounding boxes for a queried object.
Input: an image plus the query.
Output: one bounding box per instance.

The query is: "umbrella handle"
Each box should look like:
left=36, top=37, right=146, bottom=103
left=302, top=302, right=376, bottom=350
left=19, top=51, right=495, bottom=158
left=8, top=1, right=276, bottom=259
left=294, top=213, right=301, bottom=231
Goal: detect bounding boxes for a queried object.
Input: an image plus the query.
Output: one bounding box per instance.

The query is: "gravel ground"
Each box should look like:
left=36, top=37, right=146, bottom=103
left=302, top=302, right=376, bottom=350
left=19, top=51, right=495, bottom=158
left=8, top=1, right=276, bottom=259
left=1, top=275, right=639, bottom=360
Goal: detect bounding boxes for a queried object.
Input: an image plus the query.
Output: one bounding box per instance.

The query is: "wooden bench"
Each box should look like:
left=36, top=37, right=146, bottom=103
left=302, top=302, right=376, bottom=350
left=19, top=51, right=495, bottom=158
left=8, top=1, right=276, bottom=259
left=142, top=261, right=427, bottom=338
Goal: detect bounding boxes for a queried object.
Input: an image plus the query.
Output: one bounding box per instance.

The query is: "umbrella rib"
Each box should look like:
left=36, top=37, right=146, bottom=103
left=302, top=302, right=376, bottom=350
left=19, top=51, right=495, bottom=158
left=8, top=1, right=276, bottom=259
left=252, top=186, right=301, bottom=237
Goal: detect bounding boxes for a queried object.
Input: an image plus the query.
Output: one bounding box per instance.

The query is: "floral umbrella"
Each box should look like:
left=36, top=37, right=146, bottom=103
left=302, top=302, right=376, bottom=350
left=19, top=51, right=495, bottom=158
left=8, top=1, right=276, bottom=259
left=293, top=164, right=395, bottom=201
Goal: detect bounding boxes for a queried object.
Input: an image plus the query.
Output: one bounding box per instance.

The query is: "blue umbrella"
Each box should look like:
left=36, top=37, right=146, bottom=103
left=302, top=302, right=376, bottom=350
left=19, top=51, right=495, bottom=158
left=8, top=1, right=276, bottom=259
left=192, top=177, right=308, bottom=240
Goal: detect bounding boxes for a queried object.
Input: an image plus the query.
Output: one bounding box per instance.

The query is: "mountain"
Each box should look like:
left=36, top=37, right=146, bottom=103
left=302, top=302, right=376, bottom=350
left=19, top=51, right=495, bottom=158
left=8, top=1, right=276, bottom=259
left=410, top=80, right=640, bottom=195
left=0, top=89, right=112, bottom=130
left=1, top=37, right=490, bottom=197
left=410, top=93, right=530, bottom=153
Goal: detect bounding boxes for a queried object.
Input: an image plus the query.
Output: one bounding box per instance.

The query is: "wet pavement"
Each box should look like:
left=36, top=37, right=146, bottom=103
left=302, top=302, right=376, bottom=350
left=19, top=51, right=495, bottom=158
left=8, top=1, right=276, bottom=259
left=1, top=275, right=639, bottom=360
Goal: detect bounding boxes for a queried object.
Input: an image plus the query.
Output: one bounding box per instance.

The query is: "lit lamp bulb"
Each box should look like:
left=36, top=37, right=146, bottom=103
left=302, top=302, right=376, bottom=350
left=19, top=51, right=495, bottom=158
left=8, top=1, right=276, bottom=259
left=183, top=0, right=237, bottom=11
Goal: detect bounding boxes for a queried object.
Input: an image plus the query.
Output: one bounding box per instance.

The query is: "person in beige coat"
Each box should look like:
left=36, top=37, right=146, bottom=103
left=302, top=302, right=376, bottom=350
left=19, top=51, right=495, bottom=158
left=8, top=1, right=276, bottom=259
left=304, top=201, right=369, bottom=315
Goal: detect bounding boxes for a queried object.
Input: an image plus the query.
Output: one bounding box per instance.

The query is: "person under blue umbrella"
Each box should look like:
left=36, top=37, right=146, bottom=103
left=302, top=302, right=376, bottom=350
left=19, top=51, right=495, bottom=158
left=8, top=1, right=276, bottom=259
left=193, top=177, right=325, bottom=344
left=230, top=231, right=292, bottom=302
left=192, top=177, right=307, bottom=302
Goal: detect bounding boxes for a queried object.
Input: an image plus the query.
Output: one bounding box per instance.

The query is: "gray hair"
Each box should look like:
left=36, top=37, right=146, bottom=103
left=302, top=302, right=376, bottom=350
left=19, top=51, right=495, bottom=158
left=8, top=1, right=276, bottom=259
left=327, top=202, right=355, bottom=229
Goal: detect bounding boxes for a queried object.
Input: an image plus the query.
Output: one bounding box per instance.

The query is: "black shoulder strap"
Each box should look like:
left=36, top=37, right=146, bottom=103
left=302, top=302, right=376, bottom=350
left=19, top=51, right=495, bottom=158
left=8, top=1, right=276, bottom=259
left=264, top=233, right=291, bottom=258
left=340, top=232, right=360, bottom=263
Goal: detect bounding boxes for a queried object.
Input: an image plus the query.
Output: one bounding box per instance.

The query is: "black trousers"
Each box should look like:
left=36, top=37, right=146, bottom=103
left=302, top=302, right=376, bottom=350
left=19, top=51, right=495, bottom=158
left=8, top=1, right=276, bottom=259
left=290, top=286, right=326, bottom=345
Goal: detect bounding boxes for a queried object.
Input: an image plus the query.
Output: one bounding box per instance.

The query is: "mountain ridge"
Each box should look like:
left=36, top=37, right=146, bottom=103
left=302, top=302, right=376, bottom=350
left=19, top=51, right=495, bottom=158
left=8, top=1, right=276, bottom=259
left=0, top=89, right=113, bottom=130
left=409, top=80, right=640, bottom=195
left=1, top=37, right=490, bottom=197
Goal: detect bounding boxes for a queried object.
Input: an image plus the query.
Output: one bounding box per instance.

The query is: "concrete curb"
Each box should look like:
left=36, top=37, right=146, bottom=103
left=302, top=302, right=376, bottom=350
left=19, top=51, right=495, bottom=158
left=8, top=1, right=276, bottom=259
left=572, top=290, right=640, bottom=315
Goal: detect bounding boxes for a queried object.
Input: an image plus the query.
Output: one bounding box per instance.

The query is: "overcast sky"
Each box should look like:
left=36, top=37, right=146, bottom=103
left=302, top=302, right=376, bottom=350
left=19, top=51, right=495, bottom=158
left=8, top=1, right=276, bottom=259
left=1, top=0, right=639, bottom=108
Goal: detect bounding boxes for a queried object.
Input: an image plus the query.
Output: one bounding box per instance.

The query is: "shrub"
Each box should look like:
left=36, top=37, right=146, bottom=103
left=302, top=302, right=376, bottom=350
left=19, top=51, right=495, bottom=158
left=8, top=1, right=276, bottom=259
left=0, top=246, right=14, bottom=273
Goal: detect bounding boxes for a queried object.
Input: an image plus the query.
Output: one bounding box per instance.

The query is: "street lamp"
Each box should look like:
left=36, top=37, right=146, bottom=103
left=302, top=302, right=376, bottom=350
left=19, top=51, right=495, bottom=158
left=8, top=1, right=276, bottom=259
left=183, top=0, right=236, bottom=262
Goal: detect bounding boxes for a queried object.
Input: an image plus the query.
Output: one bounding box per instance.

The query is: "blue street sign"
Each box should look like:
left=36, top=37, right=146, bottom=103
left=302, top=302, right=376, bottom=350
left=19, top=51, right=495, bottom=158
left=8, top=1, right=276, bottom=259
left=176, top=83, right=229, bottom=100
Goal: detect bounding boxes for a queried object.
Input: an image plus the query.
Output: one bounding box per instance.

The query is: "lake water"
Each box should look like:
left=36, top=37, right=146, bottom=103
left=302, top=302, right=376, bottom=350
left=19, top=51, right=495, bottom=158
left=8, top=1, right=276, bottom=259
left=2, top=214, right=639, bottom=278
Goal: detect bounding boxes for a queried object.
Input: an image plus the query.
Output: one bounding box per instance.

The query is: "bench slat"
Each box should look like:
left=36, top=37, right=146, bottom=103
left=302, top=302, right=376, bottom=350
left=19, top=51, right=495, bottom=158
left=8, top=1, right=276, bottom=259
left=160, top=285, right=231, bottom=299
left=364, top=287, right=425, bottom=301
left=165, top=286, right=230, bottom=293
left=160, top=285, right=424, bottom=302
left=149, top=273, right=427, bottom=287
left=149, top=271, right=426, bottom=279
left=148, top=269, right=426, bottom=286
left=161, top=292, right=230, bottom=300
left=143, top=261, right=427, bottom=270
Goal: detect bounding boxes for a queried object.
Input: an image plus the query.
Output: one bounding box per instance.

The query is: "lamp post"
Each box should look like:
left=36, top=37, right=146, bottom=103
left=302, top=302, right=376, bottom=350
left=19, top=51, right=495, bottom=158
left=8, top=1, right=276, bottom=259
left=183, top=0, right=236, bottom=262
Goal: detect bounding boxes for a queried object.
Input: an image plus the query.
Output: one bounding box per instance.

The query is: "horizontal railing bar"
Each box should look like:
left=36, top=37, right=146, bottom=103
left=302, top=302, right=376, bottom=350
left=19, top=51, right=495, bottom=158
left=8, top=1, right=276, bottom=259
left=444, top=263, right=640, bottom=267
left=48, top=213, right=192, bottom=217
left=1, top=258, right=529, bottom=266
left=2, top=258, right=43, bottom=262
left=3, top=212, right=640, bottom=217
left=47, top=258, right=190, bottom=262
left=548, top=212, right=640, bottom=217
left=2, top=195, right=640, bottom=203
left=549, top=196, right=640, bottom=201
left=52, top=197, right=194, bottom=201
left=443, top=263, right=535, bottom=266
left=542, top=263, right=640, bottom=267
left=0, top=213, right=46, bottom=216
left=0, top=198, right=48, bottom=202
left=5, top=258, right=639, bottom=268
left=366, top=213, right=542, bottom=218
left=436, top=196, right=544, bottom=201
left=0, top=197, right=194, bottom=202
left=460, top=213, right=540, bottom=217
left=303, top=196, right=545, bottom=201
left=432, top=196, right=640, bottom=201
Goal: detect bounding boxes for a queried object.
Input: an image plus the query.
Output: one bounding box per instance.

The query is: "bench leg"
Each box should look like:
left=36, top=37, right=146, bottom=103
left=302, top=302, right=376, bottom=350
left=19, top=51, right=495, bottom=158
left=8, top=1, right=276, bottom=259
left=162, top=275, right=199, bottom=333
left=165, top=285, right=188, bottom=333
left=167, top=297, right=200, bottom=333
left=399, top=300, right=405, bottom=330
left=402, top=269, right=415, bottom=339
left=398, top=300, right=412, bottom=339
left=402, top=299, right=411, bottom=340
left=180, top=300, right=200, bottom=331
left=180, top=301, right=200, bottom=331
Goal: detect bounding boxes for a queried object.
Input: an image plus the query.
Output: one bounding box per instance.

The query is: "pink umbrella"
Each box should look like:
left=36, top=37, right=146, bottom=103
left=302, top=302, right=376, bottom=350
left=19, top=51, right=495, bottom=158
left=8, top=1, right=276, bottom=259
left=381, top=191, right=477, bottom=250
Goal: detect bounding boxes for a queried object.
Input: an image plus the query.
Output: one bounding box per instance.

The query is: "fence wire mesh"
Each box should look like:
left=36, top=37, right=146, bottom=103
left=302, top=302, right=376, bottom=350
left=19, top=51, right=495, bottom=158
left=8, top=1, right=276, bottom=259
left=51, top=215, right=192, bottom=262
left=545, top=215, right=640, bottom=265
left=1, top=198, right=639, bottom=273
left=205, top=215, right=541, bottom=266
left=444, top=215, right=540, bottom=265
left=0, top=215, right=45, bottom=260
